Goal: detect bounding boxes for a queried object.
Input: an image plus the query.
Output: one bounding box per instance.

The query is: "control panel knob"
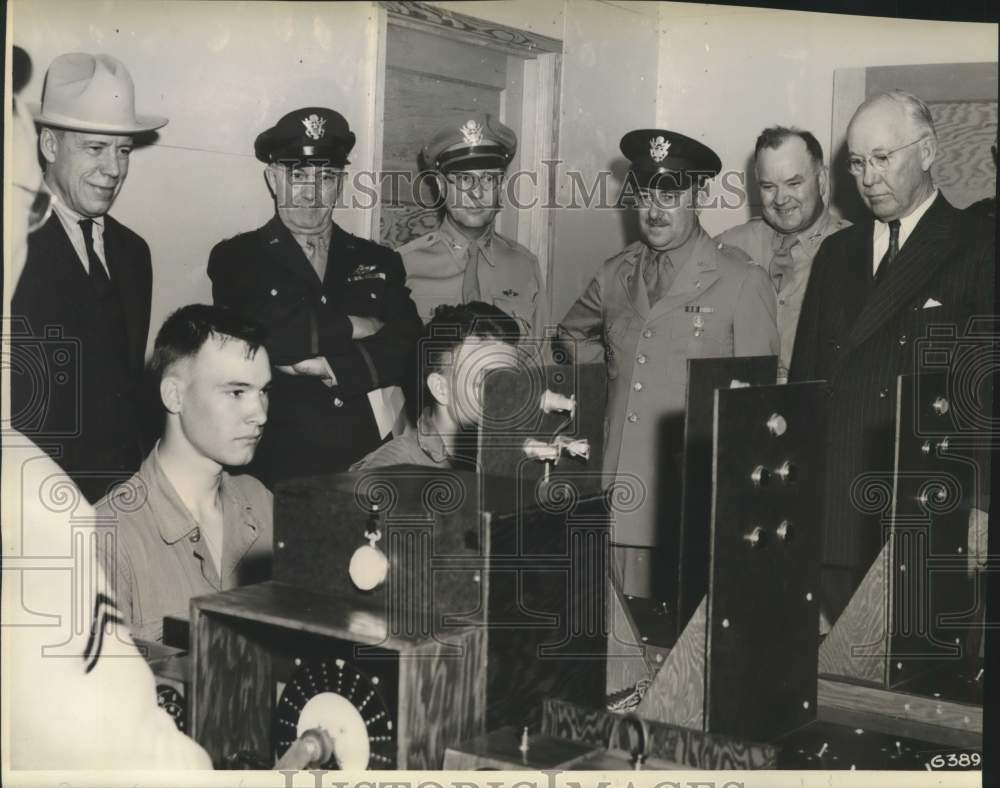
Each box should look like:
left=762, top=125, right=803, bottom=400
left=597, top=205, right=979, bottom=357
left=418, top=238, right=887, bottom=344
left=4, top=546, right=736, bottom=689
left=766, top=412, right=787, bottom=437
left=776, top=519, right=793, bottom=542
left=751, top=465, right=770, bottom=488
left=931, top=396, right=950, bottom=416
left=776, top=460, right=797, bottom=484
left=743, top=526, right=766, bottom=548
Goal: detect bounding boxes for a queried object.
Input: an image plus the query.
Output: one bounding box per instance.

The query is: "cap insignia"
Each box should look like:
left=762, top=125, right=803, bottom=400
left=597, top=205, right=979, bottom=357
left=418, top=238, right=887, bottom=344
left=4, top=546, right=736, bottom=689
left=460, top=119, right=484, bottom=145
left=649, top=136, right=671, bottom=163
left=302, top=113, right=327, bottom=141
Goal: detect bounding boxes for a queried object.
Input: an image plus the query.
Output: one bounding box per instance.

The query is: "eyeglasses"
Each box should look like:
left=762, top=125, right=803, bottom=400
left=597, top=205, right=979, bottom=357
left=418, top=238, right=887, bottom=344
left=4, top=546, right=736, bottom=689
left=444, top=171, right=504, bottom=191
left=14, top=182, right=54, bottom=232
left=847, top=136, right=928, bottom=176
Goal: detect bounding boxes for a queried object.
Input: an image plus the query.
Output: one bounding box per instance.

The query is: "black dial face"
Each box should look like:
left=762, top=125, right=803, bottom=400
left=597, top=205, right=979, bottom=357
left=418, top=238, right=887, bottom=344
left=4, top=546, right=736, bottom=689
left=156, top=684, right=186, bottom=732
left=274, top=656, right=395, bottom=769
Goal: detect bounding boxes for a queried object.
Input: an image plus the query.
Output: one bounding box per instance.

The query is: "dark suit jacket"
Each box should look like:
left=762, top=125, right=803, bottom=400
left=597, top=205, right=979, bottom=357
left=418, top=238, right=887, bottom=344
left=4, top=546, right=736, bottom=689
left=790, top=194, right=994, bottom=573
left=11, top=214, right=152, bottom=502
left=208, top=216, right=422, bottom=484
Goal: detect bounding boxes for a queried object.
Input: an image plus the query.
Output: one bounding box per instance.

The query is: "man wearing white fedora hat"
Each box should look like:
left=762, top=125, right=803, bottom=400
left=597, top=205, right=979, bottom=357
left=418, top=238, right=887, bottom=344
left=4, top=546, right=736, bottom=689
left=12, top=52, right=168, bottom=503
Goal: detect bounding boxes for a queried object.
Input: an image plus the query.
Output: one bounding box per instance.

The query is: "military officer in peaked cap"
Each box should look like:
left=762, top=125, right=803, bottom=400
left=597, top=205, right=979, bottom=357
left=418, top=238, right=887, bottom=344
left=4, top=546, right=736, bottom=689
left=209, top=107, right=422, bottom=485
left=400, top=113, right=547, bottom=337
left=556, top=129, right=778, bottom=599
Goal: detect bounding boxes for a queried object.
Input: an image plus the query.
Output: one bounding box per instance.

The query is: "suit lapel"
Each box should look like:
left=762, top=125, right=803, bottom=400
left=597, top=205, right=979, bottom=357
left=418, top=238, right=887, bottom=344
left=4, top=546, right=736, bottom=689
left=261, top=215, right=323, bottom=288
left=103, top=218, right=143, bottom=368
left=845, top=194, right=957, bottom=350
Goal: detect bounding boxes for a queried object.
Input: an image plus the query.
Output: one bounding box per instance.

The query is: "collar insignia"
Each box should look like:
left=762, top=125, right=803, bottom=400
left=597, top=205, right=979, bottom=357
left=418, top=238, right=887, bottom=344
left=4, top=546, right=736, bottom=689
left=502, top=288, right=519, bottom=298
left=649, top=135, right=671, bottom=163
left=460, top=119, right=484, bottom=145
left=302, top=113, right=326, bottom=141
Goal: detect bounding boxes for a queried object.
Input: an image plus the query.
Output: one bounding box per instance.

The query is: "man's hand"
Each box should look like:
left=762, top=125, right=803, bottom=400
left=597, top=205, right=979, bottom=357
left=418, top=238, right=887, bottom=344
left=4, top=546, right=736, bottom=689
left=275, top=356, right=338, bottom=387
left=348, top=315, right=385, bottom=340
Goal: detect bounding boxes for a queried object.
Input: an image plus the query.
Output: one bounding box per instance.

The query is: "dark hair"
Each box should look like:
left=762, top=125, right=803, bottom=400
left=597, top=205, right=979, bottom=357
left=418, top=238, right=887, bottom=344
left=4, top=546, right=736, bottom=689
left=151, top=304, right=267, bottom=379
left=412, top=301, right=520, bottom=416
left=754, top=126, right=824, bottom=166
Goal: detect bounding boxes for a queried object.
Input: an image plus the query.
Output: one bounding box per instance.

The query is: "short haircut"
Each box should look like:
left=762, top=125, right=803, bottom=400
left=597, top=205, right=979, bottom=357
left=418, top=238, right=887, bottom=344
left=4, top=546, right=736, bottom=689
left=151, top=304, right=267, bottom=379
left=416, top=301, right=520, bottom=409
left=875, top=89, right=937, bottom=139
left=754, top=126, right=824, bottom=167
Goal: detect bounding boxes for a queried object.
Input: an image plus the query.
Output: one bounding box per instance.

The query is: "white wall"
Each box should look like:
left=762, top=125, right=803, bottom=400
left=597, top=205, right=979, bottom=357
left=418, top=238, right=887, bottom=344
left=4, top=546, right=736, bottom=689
left=657, top=3, right=999, bottom=236
left=13, top=0, right=381, bottom=355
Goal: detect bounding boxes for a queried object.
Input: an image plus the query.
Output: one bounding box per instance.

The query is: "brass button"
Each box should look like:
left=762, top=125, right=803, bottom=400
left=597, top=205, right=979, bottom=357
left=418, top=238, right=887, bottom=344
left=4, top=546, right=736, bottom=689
left=334, top=397, right=344, bottom=407
left=270, top=288, right=278, bottom=296
left=627, top=412, right=639, bottom=423
left=370, top=292, right=377, bottom=299
left=189, top=529, right=201, bottom=543
left=643, top=329, right=653, bottom=339
left=898, top=334, right=907, bottom=345
left=634, top=382, right=643, bottom=392
left=879, top=388, right=888, bottom=399
left=320, top=295, right=328, bottom=304
left=637, top=354, right=647, bottom=365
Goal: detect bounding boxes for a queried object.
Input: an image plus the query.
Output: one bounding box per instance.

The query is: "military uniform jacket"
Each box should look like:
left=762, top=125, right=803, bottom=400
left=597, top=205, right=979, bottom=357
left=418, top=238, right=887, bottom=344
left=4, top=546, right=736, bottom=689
left=790, top=195, right=995, bottom=573
left=400, top=217, right=547, bottom=336
left=209, top=216, right=422, bottom=484
left=717, top=210, right=851, bottom=380
left=558, top=229, right=779, bottom=547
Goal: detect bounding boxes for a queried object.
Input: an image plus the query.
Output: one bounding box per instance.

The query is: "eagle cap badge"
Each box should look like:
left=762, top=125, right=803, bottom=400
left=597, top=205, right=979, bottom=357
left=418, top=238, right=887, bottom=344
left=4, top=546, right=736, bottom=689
left=302, top=113, right=327, bottom=141
left=649, top=136, right=671, bottom=163
left=460, top=119, right=484, bottom=145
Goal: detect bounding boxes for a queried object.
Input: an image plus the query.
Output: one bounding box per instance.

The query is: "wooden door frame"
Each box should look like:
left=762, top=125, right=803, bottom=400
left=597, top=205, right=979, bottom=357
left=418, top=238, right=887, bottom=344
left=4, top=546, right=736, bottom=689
left=371, top=1, right=562, bottom=290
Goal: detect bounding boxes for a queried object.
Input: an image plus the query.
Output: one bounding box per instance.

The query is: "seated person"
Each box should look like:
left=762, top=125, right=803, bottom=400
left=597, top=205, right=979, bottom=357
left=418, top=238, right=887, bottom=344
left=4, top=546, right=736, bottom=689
left=351, top=301, right=520, bottom=470
left=98, top=304, right=273, bottom=642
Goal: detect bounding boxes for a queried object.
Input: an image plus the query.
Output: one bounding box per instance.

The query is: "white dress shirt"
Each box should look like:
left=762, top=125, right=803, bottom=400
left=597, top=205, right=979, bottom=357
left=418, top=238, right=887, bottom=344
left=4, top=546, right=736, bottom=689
left=872, top=188, right=938, bottom=275
left=50, top=191, right=111, bottom=277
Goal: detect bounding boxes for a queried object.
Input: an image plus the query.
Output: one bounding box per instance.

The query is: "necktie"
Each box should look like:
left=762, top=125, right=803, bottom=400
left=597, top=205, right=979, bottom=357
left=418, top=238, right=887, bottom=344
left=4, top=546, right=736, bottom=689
left=643, top=250, right=674, bottom=306
left=769, top=233, right=797, bottom=293
left=876, top=219, right=901, bottom=283
left=79, top=218, right=111, bottom=296
left=461, top=242, right=482, bottom=302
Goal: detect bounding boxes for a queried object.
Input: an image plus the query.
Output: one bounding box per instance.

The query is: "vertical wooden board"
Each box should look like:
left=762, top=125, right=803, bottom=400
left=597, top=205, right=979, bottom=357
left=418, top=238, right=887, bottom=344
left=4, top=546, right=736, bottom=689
left=485, top=497, right=609, bottom=729
left=889, top=372, right=981, bottom=691
left=190, top=609, right=272, bottom=767
left=397, top=627, right=487, bottom=769
left=677, top=356, right=778, bottom=637
left=705, top=383, right=826, bottom=741
left=816, top=539, right=891, bottom=685
left=635, top=597, right=706, bottom=730
left=478, top=362, right=608, bottom=512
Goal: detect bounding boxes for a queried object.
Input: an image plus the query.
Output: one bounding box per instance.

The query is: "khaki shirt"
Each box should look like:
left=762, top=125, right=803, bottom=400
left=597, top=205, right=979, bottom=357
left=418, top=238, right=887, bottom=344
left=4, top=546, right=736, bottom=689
left=717, top=210, right=850, bottom=380
left=350, top=410, right=451, bottom=470
left=400, top=216, right=547, bottom=337
left=96, top=448, right=273, bottom=642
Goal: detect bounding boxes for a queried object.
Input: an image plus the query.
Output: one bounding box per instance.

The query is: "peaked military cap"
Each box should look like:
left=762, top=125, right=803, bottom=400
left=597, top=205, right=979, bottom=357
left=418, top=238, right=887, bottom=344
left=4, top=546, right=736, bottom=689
left=254, top=106, right=356, bottom=166
left=422, top=113, right=517, bottom=172
left=620, top=128, right=721, bottom=192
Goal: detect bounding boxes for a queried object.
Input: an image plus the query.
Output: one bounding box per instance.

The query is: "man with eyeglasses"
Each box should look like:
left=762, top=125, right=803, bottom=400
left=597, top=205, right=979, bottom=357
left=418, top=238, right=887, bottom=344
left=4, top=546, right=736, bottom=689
left=11, top=53, right=167, bottom=503
left=717, top=127, right=850, bottom=383
left=209, top=107, right=422, bottom=484
left=556, top=129, right=778, bottom=600
left=791, top=90, right=995, bottom=623
left=400, top=114, right=546, bottom=338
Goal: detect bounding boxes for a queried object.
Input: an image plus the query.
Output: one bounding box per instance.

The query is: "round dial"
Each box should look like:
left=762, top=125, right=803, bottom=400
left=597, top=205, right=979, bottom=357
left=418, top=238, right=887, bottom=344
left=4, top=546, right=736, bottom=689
left=156, top=684, right=186, bottom=732
left=274, top=656, right=395, bottom=769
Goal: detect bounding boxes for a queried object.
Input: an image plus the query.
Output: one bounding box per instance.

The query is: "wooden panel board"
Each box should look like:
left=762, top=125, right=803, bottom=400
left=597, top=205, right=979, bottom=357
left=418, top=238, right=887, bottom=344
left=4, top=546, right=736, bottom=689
left=677, top=356, right=778, bottom=636
left=190, top=606, right=272, bottom=767
left=541, top=698, right=778, bottom=770
left=605, top=582, right=655, bottom=695
left=398, top=628, right=487, bottom=769
left=889, top=372, right=981, bottom=690
left=478, top=362, right=608, bottom=512
left=817, top=539, right=890, bottom=685
left=636, top=597, right=707, bottom=730
left=705, top=383, right=826, bottom=741
left=442, top=726, right=599, bottom=770
left=817, top=677, right=982, bottom=749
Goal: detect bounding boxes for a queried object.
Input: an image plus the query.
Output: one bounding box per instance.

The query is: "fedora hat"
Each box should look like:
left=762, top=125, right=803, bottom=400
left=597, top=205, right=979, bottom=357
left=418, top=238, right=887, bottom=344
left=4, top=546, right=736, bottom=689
left=28, top=52, right=167, bottom=134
